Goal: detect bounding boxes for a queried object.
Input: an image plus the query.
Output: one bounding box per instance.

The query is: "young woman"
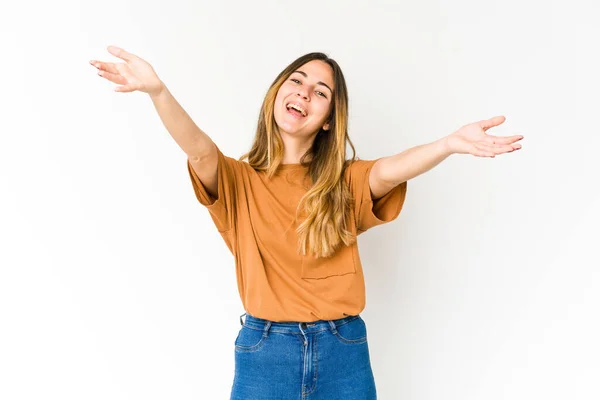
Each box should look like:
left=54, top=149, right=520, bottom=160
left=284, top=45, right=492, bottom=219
left=90, top=46, right=522, bottom=399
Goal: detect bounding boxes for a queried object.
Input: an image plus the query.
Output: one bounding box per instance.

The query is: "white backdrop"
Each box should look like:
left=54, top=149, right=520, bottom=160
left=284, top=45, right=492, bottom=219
left=1, top=0, right=599, bottom=399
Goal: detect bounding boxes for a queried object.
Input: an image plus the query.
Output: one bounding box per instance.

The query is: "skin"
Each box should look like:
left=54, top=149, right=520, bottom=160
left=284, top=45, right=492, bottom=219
left=90, top=46, right=524, bottom=201
left=273, top=60, right=334, bottom=164
left=370, top=116, right=524, bottom=198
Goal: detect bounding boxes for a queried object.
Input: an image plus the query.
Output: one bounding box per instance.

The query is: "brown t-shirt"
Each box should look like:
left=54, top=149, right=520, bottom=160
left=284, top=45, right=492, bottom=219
left=186, top=145, right=408, bottom=322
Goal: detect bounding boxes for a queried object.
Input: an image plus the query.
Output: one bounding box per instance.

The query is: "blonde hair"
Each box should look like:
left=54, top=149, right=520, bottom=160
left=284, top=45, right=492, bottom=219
left=240, top=52, right=358, bottom=258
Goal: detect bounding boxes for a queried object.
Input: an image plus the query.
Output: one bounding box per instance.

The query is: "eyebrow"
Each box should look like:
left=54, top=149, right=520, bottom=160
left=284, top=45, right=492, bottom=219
left=291, top=70, right=334, bottom=94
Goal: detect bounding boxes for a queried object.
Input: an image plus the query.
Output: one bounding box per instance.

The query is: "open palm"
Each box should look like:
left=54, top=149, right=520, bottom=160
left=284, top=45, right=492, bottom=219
left=89, top=46, right=163, bottom=95
left=447, top=116, right=523, bottom=158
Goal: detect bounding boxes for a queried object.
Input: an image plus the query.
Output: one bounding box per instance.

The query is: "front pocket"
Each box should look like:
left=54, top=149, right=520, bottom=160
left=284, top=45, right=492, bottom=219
left=234, top=325, right=268, bottom=353
left=332, top=316, right=368, bottom=345
left=300, top=242, right=357, bottom=279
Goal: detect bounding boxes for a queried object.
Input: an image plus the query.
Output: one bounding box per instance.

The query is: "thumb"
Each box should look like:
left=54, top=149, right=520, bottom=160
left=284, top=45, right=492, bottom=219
left=480, top=115, right=506, bottom=131
left=107, top=45, right=135, bottom=62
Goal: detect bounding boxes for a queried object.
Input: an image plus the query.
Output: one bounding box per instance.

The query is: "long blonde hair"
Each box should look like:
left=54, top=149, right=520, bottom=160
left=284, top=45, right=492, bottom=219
left=240, top=52, right=358, bottom=258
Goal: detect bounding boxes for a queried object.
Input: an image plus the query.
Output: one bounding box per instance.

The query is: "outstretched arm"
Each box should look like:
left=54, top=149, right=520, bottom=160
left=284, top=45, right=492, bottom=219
left=369, top=116, right=523, bottom=199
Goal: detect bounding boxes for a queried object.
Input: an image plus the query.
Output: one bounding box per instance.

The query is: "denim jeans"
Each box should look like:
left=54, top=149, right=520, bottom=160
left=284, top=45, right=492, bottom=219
left=230, top=312, right=377, bottom=399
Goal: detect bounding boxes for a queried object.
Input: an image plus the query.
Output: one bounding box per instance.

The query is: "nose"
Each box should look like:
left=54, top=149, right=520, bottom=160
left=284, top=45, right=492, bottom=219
left=296, top=88, right=309, bottom=101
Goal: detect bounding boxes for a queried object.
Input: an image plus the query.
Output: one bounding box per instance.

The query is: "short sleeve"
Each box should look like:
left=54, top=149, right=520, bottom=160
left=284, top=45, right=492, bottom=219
left=186, top=145, right=239, bottom=232
left=346, top=158, right=408, bottom=234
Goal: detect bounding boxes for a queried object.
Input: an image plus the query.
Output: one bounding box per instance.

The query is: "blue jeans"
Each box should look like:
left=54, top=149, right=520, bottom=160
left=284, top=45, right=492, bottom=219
left=230, top=312, right=377, bottom=399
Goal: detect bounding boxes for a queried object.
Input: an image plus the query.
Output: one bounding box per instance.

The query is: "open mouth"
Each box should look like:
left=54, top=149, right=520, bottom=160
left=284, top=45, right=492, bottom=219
left=286, top=102, right=307, bottom=118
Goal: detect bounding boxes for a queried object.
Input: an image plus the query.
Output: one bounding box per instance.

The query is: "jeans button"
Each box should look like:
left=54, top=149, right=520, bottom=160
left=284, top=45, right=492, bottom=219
left=300, top=322, right=307, bottom=329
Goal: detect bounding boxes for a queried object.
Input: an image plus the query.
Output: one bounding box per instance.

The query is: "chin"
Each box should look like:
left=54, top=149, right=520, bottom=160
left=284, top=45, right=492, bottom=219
left=278, top=126, right=299, bottom=137
left=274, top=119, right=298, bottom=136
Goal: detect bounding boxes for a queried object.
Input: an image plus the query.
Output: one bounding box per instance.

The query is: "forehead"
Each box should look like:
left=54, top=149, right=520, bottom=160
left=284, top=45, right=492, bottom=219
left=291, top=60, right=334, bottom=89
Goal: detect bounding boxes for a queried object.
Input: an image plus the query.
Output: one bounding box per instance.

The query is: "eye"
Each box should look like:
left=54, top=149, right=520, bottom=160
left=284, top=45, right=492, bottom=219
left=289, top=78, right=327, bottom=98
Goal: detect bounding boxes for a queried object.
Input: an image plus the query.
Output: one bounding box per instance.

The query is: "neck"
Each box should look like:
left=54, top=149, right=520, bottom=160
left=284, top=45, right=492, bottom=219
left=279, top=130, right=317, bottom=164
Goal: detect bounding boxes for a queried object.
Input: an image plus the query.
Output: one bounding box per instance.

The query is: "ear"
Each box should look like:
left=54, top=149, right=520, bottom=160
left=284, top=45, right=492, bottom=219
left=323, top=111, right=333, bottom=131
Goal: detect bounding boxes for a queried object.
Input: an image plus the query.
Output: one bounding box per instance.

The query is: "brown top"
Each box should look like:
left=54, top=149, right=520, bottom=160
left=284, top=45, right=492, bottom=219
left=186, top=145, right=408, bottom=322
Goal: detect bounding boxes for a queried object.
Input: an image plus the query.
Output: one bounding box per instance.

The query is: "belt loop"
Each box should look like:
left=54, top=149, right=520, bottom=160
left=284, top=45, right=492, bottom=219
left=298, top=322, right=308, bottom=346
left=263, top=321, right=272, bottom=337
left=239, top=312, right=247, bottom=326
left=327, top=320, right=337, bottom=334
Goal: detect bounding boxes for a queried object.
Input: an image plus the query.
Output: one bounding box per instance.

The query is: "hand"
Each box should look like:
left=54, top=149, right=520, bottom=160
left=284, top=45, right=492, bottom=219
left=89, top=46, right=164, bottom=96
left=445, top=116, right=523, bottom=158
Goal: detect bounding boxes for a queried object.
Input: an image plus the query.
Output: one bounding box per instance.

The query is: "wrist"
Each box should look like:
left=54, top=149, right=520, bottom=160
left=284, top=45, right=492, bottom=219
left=437, top=135, right=455, bottom=157
left=149, top=81, right=166, bottom=99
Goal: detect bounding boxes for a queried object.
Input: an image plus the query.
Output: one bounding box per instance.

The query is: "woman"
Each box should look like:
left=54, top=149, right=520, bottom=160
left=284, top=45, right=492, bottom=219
left=90, top=46, right=522, bottom=399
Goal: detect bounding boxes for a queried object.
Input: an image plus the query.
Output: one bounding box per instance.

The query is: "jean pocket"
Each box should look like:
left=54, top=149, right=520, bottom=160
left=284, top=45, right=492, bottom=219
left=300, top=242, right=357, bottom=279
left=332, top=316, right=368, bottom=345
left=234, top=325, right=268, bottom=353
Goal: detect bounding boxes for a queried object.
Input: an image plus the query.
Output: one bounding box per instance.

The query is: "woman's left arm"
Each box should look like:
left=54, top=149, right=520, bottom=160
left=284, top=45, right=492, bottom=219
left=369, top=116, right=524, bottom=199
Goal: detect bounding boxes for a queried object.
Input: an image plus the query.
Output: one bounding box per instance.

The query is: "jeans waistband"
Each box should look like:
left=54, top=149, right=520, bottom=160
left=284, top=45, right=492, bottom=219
left=239, top=312, right=361, bottom=335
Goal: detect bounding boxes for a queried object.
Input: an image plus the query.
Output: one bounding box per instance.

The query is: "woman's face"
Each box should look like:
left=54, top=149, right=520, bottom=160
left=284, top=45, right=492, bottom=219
left=273, top=60, right=335, bottom=138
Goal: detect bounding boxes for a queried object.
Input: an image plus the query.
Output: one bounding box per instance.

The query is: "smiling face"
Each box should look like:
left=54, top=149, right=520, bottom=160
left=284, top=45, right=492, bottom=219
left=273, top=59, right=335, bottom=139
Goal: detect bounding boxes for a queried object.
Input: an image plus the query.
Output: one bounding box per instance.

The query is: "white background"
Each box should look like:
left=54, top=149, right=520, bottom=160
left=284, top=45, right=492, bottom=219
left=1, top=0, right=599, bottom=398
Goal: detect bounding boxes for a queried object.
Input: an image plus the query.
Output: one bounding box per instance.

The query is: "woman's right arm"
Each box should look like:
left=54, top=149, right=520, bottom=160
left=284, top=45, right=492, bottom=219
left=90, top=46, right=218, bottom=198
left=149, top=84, right=219, bottom=198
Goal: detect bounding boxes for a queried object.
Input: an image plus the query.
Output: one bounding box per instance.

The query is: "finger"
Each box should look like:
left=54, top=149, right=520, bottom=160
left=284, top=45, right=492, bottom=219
left=107, top=45, right=136, bottom=62
left=114, top=84, right=137, bottom=93
left=97, top=70, right=127, bottom=85
left=90, top=60, right=119, bottom=75
left=471, top=144, right=496, bottom=157
left=480, top=115, right=506, bottom=131
left=509, top=142, right=522, bottom=151
left=473, top=150, right=495, bottom=158
left=476, top=141, right=521, bottom=154
left=484, top=134, right=524, bottom=145
left=477, top=142, right=512, bottom=154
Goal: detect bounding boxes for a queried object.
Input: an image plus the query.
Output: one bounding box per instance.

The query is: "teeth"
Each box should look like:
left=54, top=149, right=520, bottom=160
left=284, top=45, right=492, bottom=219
left=286, top=103, right=306, bottom=116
